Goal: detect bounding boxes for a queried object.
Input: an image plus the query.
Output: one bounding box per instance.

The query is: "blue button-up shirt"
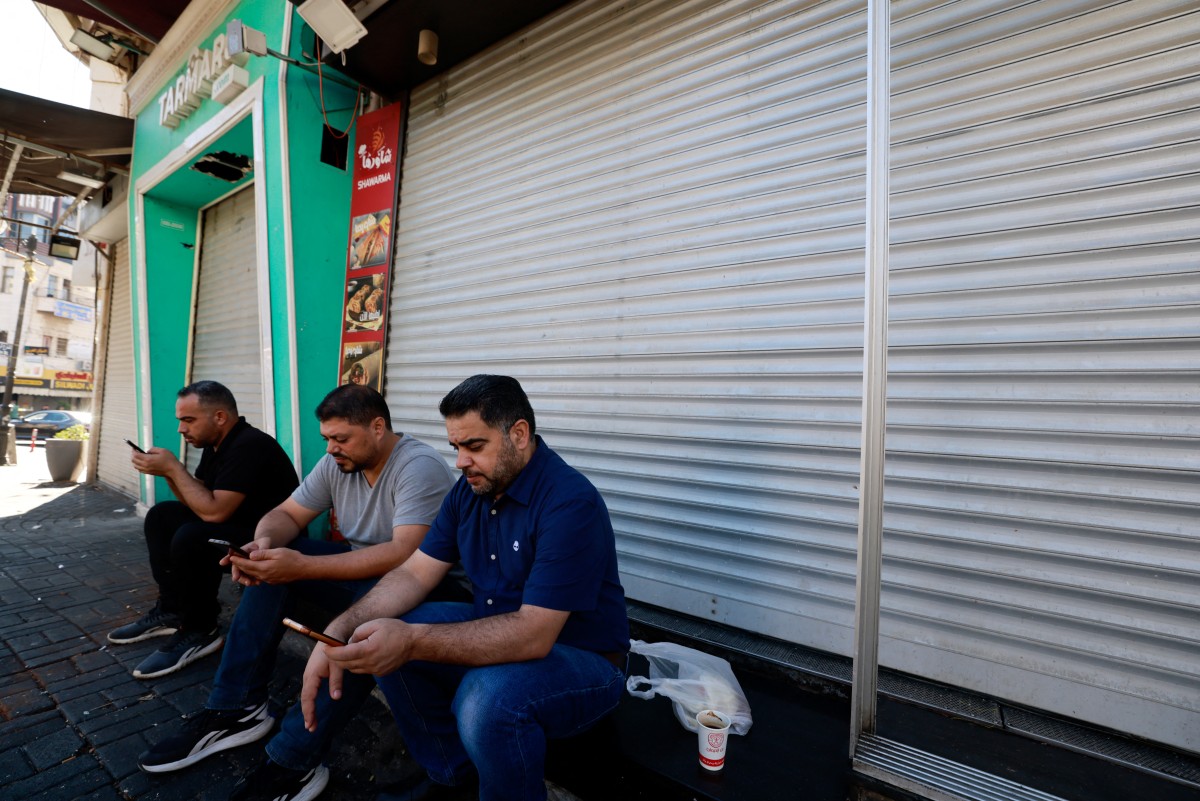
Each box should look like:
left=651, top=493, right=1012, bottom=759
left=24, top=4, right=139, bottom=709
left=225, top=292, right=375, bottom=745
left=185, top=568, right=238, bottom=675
left=420, top=436, right=630, bottom=654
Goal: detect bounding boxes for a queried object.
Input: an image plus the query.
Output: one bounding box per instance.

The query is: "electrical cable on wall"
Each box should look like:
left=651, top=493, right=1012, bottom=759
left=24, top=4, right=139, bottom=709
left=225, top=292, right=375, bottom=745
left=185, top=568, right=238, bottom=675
left=315, top=35, right=359, bottom=139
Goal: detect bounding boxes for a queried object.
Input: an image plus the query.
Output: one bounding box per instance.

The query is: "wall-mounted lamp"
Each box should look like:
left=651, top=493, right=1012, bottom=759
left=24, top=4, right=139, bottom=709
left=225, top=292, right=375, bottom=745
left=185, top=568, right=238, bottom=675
left=70, top=27, right=149, bottom=61
left=417, top=29, right=439, bottom=66
left=57, top=171, right=105, bottom=189
left=70, top=28, right=116, bottom=60
left=296, top=0, right=368, bottom=54
left=49, top=235, right=81, bottom=261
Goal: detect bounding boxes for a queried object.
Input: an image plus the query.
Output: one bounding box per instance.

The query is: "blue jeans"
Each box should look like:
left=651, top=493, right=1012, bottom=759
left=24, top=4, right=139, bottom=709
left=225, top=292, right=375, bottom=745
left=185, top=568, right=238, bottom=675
left=207, top=538, right=379, bottom=759
left=374, top=603, right=626, bottom=801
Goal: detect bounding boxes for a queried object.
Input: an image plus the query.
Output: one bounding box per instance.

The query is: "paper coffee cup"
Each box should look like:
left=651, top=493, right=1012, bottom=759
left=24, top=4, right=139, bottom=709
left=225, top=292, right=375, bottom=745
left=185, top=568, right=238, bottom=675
left=696, top=709, right=731, bottom=771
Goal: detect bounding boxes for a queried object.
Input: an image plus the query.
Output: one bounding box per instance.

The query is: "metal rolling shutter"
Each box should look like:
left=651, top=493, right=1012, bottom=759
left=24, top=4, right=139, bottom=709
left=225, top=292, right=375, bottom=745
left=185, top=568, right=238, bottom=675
left=387, top=0, right=869, bottom=651
left=95, top=239, right=140, bottom=498
left=187, top=186, right=263, bottom=471
left=385, top=0, right=1199, bottom=754
left=881, top=0, right=1199, bottom=751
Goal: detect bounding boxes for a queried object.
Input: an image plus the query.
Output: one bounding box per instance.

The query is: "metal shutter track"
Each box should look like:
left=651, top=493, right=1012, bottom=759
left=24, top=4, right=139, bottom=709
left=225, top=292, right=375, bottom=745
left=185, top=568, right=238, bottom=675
left=95, top=240, right=139, bottom=498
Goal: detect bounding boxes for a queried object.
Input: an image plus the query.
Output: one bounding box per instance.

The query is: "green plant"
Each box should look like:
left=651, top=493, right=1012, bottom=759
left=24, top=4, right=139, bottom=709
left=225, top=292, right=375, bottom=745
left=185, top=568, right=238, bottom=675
left=54, top=424, right=90, bottom=440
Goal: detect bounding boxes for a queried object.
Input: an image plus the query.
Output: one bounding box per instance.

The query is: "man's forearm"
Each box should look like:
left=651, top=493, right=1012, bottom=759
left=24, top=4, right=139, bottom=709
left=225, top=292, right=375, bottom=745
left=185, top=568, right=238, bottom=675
left=408, top=608, right=560, bottom=666
left=328, top=567, right=427, bottom=639
left=292, top=539, right=412, bottom=581
left=167, top=466, right=224, bottom=521
left=254, top=507, right=303, bottom=547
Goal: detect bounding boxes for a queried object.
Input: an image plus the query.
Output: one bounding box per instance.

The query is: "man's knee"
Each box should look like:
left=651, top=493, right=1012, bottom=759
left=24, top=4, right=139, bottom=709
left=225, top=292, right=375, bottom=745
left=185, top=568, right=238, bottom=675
left=144, top=500, right=190, bottom=532
left=144, top=501, right=199, bottom=549
left=452, top=666, right=527, bottom=746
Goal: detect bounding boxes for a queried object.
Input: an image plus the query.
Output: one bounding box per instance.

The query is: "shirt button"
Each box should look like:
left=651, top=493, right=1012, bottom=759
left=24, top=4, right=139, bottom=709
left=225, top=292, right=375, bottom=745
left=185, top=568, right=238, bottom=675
left=490, top=554, right=496, bottom=560
left=486, top=598, right=493, bottom=605
left=490, top=509, right=497, bottom=516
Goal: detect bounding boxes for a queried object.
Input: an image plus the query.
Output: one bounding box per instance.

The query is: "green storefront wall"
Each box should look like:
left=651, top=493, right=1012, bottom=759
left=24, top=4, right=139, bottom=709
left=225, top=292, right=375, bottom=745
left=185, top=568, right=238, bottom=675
left=126, top=0, right=359, bottom=508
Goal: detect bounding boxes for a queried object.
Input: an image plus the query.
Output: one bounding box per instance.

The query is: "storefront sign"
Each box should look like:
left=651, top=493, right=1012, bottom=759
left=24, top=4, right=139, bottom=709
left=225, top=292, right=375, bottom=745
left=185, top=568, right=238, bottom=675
left=23, top=346, right=49, bottom=356
left=0, top=367, right=93, bottom=391
left=53, top=300, right=94, bottom=322
left=157, top=32, right=249, bottom=128
left=17, top=356, right=43, bottom=378
left=337, top=103, right=402, bottom=393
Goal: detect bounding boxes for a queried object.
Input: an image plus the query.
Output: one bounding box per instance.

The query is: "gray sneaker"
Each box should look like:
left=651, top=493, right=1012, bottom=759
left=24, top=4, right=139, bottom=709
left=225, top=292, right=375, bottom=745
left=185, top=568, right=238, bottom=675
left=132, top=628, right=224, bottom=679
left=108, top=604, right=181, bottom=644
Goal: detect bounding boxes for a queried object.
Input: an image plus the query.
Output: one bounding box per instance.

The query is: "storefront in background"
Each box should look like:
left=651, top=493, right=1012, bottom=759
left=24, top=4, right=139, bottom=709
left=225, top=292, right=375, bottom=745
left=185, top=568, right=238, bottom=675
left=106, top=0, right=362, bottom=501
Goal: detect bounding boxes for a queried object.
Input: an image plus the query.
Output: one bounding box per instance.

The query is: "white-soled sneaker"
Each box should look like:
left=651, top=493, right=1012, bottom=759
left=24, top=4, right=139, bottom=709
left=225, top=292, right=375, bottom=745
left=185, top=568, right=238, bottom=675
left=132, top=628, right=223, bottom=679
left=138, top=702, right=274, bottom=773
left=229, top=757, right=330, bottom=801
left=107, top=604, right=181, bottom=644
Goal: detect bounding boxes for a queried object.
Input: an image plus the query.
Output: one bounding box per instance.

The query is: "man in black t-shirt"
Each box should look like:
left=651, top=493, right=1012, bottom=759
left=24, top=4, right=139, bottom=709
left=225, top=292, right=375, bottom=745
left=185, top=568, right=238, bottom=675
left=108, top=381, right=299, bottom=679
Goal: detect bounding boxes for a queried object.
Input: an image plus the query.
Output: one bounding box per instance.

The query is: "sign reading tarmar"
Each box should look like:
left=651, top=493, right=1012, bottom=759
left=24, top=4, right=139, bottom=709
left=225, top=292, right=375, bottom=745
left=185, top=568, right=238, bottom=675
left=157, top=30, right=249, bottom=128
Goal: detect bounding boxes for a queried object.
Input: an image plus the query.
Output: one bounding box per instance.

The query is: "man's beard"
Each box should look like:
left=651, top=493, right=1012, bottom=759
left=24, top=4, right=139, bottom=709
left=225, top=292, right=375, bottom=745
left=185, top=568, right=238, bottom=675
left=465, top=436, right=522, bottom=496
left=334, top=455, right=364, bottom=474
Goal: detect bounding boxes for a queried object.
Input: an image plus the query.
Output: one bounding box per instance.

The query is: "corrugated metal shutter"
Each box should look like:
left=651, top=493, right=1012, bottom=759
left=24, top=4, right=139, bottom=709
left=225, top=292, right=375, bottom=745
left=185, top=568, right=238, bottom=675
left=95, top=239, right=139, bottom=498
left=187, top=186, right=262, bottom=471
left=387, top=0, right=868, bottom=651
left=880, top=0, right=1199, bottom=752
left=385, top=0, right=1199, bottom=753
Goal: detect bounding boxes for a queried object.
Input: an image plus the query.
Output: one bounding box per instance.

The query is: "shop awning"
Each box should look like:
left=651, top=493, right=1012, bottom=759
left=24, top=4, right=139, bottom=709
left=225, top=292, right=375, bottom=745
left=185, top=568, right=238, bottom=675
left=0, top=87, right=133, bottom=199
left=33, top=0, right=189, bottom=44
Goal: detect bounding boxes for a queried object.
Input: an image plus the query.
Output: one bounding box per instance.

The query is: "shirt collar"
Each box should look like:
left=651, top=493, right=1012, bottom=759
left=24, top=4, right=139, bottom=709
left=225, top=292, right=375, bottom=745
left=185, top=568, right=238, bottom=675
left=495, top=434, right=548, bottom=508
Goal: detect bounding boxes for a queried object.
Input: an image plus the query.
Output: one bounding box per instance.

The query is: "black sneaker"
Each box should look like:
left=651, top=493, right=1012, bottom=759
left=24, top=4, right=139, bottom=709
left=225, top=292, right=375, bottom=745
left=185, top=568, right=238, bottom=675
left=108, top=603, right=181, bottom=644
left=138, top=702, right=274, bottom=773
left=229, top=757, right=329, bottom=801
left=132, top=628, right=224, bottom=679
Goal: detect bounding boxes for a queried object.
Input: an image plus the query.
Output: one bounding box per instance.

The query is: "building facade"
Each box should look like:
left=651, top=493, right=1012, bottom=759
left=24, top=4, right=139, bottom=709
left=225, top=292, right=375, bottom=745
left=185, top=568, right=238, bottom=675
left=1, top=193, right=97, bottom=414
left=83, top=0, right=1198, bottom=777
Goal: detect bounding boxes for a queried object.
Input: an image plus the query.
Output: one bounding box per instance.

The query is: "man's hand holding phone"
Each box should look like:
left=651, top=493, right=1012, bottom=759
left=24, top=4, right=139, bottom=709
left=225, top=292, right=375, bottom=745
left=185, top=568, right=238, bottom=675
left=230, top=540, right=310, bottom=586
left=128, top=442, right=183, bottom=477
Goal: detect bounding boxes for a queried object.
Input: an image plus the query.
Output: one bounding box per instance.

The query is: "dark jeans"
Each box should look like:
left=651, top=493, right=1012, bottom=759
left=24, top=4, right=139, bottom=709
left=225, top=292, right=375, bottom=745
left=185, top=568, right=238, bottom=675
left=144, top=500, right=254, bottom=632
left=373, top=603, right=626, bottom=801
left=207, top=538, right=374, bottom=713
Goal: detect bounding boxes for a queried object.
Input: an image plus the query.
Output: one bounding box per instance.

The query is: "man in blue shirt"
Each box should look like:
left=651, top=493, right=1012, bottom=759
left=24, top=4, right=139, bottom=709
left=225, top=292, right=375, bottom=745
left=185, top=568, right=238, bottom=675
left=299, top=374, right=629, bottom=801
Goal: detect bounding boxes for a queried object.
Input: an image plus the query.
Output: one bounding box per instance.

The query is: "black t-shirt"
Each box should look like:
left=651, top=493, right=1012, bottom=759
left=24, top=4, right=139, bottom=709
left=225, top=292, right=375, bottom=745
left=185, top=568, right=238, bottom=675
left=194, top=418, right=299, bottom=530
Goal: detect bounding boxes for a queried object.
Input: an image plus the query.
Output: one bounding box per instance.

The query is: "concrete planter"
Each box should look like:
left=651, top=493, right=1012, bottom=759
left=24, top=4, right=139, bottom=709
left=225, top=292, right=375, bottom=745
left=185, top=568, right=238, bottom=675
left=45, top=439, right=87, bottom=482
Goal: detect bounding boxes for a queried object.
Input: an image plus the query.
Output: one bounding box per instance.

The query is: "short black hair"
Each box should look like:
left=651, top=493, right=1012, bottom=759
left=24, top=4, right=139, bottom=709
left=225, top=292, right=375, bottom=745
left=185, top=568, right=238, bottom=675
left=316, top=384, right=393, bottom=431
left=439, top=374, right=535, bottom=437
left=179, top=380, right=238, bottom=415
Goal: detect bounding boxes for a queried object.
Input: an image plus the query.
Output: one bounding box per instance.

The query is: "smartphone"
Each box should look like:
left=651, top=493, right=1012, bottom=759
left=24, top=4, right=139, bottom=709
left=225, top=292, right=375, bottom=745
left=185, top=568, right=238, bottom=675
left=207, top=538, right=250, bottom=559
left=125, top=438, right=146, bottom=453
left=282, top=618, right=346, bottom=647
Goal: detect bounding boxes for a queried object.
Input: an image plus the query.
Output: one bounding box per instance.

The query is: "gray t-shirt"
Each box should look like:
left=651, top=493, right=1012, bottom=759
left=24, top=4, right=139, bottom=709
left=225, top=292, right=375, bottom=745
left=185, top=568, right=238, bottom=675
left=291, top=434, right=454, bottom=548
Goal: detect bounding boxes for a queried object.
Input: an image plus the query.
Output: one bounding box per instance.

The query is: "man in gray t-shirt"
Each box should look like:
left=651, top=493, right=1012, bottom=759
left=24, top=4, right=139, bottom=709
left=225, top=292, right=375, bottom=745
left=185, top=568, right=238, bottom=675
left=139, top=386, right=460, bottom=795
left=293, top=432, right=453, bottom=550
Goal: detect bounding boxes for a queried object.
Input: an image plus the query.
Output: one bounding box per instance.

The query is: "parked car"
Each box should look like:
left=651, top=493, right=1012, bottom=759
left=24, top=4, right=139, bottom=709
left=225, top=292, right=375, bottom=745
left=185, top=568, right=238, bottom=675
left=11, top=410, right=91, bottom=439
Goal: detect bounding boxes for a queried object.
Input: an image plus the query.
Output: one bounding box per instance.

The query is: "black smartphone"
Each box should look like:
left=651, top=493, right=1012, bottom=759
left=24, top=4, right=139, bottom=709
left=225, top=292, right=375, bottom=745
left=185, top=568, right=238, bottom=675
left=124, top=438, right=146, bottom=453
left=207, top=538, right=250, bottom=559
left=282, top=618, right=347, bottom=647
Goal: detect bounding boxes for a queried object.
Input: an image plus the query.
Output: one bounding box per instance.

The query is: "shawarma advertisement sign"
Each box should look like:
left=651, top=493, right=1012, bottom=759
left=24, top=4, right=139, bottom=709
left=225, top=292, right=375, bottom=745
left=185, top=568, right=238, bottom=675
left=336, top=103, right=402, bottom=393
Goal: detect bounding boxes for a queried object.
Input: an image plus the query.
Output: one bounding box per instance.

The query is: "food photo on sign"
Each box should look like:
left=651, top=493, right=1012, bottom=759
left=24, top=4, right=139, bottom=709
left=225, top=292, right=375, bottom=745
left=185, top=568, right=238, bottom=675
left=349, top=209, right=391, bottom=269
left=344, top=272, right=387, bottom=332
left=340, top=341, right=383, bottom=391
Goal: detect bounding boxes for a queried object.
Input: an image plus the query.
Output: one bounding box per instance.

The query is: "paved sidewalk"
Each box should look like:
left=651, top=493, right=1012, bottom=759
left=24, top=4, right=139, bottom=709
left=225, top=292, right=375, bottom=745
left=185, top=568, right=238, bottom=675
left=0, top=470, right=427, bottom=801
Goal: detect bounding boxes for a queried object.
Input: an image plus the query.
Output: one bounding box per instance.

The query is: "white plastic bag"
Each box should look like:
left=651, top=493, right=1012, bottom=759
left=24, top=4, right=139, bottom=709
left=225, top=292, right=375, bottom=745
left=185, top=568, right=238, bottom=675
left=625, top=639, right=753, bottom=735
